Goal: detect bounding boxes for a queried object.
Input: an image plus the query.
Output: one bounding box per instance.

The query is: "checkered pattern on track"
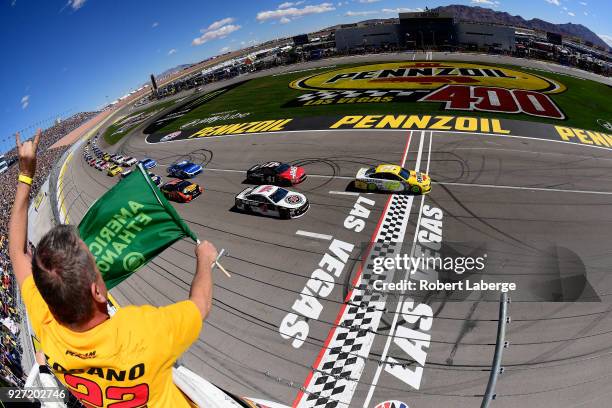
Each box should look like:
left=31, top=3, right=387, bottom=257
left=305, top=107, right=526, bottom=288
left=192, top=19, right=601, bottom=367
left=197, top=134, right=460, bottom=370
left=299, top=194, right=414, bottom=408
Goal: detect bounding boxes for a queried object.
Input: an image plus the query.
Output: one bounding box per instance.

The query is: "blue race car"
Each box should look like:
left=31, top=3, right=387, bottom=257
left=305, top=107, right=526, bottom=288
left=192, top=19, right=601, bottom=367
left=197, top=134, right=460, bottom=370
left=167, top=160, right=203, bottom=178
left=140, top=158, right=157, bottom=170
left=148, top=172, right=162, bottom=186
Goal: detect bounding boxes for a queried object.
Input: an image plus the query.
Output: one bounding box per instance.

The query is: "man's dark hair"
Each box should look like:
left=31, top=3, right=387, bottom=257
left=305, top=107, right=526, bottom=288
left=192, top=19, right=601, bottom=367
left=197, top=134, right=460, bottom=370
left=32, top=225, right=98, bottom=326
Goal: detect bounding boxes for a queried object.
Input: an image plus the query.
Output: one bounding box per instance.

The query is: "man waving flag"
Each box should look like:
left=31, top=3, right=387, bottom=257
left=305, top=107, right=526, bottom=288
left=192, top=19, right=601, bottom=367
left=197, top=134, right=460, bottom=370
left=78, top=163, right=197, bottom=288
left=10, top=131, right=218, bottom=407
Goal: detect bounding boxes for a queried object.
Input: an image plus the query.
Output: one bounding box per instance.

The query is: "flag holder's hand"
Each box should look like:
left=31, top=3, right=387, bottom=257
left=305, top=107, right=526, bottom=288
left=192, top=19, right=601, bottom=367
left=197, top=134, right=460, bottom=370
left=197, top=240, right=230, bottom=278
left=16, top=129, right=41, bottom=178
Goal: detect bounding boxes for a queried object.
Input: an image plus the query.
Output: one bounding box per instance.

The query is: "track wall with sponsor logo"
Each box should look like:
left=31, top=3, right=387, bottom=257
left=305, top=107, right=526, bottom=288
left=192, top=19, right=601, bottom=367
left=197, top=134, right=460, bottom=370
left=147, top=114, right=612, bottom=150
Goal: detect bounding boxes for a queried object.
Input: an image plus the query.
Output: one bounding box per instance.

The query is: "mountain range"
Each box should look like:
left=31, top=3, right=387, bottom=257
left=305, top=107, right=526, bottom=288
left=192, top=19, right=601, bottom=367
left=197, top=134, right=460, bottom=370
left=431, top=5, right=609, bottom=50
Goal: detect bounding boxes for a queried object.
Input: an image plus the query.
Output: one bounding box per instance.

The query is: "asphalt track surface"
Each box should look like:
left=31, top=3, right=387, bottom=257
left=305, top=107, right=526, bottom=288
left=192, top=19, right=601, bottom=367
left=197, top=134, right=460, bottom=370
left=61, top=55, right=612, bottom=408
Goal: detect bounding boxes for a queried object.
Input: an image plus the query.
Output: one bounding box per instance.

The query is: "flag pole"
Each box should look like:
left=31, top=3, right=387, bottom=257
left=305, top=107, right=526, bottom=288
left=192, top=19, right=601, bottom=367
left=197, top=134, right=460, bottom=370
left=197, top=240, right=231, bottom=278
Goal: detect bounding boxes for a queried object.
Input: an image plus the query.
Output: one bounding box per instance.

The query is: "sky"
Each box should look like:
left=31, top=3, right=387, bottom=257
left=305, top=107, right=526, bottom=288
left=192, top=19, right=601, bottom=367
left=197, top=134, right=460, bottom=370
left=0, top=0, right=610, bottom=152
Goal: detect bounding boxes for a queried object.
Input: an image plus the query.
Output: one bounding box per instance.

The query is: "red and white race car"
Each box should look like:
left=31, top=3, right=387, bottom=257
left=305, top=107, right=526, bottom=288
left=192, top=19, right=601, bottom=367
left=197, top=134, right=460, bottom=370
left=246, top=162, right=306, bottom=186
left=235, top=185, right=309, bottom=219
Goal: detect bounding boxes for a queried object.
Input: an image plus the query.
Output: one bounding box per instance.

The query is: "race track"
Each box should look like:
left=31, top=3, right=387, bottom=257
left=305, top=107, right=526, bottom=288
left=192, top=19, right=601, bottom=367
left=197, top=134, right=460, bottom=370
left=59, top=118, right=612, bottom=408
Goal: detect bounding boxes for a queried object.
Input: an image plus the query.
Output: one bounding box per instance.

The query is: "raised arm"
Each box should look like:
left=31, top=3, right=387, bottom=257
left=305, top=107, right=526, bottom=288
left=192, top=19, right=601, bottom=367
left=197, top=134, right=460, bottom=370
left=189, top=240, right=217, bottom=320
left=8, top=130, right=41, bottom=287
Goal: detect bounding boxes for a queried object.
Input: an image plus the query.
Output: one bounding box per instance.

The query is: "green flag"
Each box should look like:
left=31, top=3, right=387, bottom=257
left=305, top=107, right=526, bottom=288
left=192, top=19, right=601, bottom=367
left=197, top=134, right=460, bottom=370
left=78, top=164, right=198, bottom=289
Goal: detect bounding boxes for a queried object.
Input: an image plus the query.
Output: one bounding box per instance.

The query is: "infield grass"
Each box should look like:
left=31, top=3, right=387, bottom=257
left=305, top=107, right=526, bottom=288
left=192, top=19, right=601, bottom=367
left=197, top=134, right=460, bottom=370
left=103, top=99, right=177, bottom=144
left=124, top=62, right=612, bottom=137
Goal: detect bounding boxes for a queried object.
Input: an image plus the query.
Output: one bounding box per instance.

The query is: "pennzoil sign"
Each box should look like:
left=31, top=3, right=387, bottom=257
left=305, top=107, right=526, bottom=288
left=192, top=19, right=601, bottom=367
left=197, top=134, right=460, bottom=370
left=286, top=62, right=566, bottom=119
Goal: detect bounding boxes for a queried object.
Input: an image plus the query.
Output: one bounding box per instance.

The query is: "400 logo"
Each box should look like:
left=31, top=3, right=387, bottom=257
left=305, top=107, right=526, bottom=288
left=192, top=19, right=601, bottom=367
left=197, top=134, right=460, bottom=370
left=286, top=62, right=566, bottom=119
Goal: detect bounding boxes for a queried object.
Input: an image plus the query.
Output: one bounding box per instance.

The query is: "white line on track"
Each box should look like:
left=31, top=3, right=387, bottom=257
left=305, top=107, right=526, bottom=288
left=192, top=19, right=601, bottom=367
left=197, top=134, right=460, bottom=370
left=153, top=163, right=611, bottom=195
left=178, top=166, right=357, bottom=180
left=426, top=131, right=433, bottom=173
left=434, top=181, right=612, bottom=195
left=414, top=130, right=425, bottom=172
left=328, top=190, right=360, bottom=196
left=295, top=230, right=333, bottom=241
left=453, top=146, right=612, bottom=161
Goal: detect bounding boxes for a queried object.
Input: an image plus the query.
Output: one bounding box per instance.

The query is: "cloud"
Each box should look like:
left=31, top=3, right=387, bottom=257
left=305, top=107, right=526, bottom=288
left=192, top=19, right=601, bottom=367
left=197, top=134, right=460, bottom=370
left=220, top=46, right=231, bottom=53
left=471, top=0, right=500, bottom=5
left=346, top=7, right=424, bottom=17
left=358, top=0, right=381, bottom=3
left=545, top=0, right=560, bottom=6
left=382, top=7, right=424, bottom=13
left=67, top=0, right=86, bottom=10
left=280, top=16, right=292, bottom=23
left=279, top=1, right=304, bottom=8
left=168, top=49, right=177, bottom=55
left=11, top=0, right=16, bottom=6
left=21, top=95, right=29, bottom=110
left=345, top=10, right=378, bottom=16
left=580, top=1, right=587, bottom=5
left=567, top=11, right=575, bottom=16
left=241, top=39, right=260, bottom=46
left=152, top=22, right=159, bottom=28
left=207, top=17, right=235, bottom=31
left=256, top=2, right=335, bottom=22
left=192, top=19, right=241, bottom=46
left=584, top=11, right=588, bottom=15
left=599, top=34, right=612, bottom=47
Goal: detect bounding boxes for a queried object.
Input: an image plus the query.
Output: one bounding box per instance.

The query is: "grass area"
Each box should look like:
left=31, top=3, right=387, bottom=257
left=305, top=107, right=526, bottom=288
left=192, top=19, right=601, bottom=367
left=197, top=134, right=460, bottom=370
left=103, top=99, right=177, bottom=145
left=153, top=61, right=612, bottom=134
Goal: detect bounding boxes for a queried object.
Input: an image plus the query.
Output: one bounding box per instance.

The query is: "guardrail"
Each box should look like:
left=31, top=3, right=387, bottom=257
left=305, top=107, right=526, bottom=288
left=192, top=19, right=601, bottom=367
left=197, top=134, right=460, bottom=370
left=481, top=292, right=510, bottom=408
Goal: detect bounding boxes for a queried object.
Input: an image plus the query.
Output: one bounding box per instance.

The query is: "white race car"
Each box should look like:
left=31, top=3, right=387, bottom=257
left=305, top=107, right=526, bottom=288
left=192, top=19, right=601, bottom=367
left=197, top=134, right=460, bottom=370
left=235, top=185, right=309, bottom=219
left=123, top=157, right=138, bottom=166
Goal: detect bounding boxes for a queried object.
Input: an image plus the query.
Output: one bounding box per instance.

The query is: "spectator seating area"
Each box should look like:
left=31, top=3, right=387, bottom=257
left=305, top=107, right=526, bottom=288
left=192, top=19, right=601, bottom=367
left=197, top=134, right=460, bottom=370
left=0, top=111, right=97, bottom=387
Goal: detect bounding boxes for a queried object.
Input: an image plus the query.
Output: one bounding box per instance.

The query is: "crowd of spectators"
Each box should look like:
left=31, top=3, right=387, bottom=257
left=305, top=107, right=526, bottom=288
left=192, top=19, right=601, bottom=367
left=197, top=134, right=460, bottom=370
left=0, top=111, right=97, bottom=387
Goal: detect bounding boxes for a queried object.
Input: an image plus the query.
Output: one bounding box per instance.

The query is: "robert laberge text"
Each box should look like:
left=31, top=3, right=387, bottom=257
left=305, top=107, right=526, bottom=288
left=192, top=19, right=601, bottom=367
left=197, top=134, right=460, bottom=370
left=373, top=279, right=516, bottom=293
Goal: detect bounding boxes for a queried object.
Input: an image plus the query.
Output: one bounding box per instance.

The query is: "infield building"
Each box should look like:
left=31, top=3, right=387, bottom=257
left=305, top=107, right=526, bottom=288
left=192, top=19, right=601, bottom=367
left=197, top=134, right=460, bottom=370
left=335, top=10, right=516, bottom=52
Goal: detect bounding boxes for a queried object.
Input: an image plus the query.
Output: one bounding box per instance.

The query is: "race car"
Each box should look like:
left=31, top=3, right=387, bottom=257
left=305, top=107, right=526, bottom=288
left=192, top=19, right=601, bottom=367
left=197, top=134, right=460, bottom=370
left=355, top=164, right=431, bottom=194
left=246, top=161, right=306, bottom=186
left=167, top=160, right=203, bottom=178
left=160, top=179, right=202, bottom=202
left=140, top=158, right=157, bottom=170
left=120, top=169, right=132, bottom=179
left=95, top=160, right=108, bottom=171
left=103, top=153, right=111, bottom=161
left=107, top=165, right=123, bottom=177
left=148, top=172, right=162, bottom=186
left=124, top=156, right=138, bottom=166
left=112, top=155, right=126, bottom=165
left=235, top=184, right=309, bottom=219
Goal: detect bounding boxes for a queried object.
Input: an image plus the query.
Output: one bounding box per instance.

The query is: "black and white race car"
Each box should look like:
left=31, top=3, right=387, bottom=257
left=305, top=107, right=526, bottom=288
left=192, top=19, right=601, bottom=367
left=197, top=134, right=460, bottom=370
left=246, top=161, right=306, bottom=186
left=235, top=185, right=309, bottom=219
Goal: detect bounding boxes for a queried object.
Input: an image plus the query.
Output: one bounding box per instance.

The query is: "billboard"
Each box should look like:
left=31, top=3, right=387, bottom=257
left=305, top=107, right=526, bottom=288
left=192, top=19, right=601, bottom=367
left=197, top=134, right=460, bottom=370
left=546, top=32, right=563, bottom=45
left=293, top=34, right=309, bottom=46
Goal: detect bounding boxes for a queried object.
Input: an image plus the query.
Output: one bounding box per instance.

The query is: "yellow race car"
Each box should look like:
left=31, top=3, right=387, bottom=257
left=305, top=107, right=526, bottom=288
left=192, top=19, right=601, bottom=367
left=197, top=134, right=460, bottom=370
left=355, top=164, right=431, bottom=194
left=107, top=165, right=123, bottom=177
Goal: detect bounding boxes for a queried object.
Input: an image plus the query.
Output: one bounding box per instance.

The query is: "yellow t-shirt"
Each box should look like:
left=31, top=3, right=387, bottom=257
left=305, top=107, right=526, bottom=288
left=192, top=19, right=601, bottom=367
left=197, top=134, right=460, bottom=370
left=21, top=275, right=202, bottom=407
